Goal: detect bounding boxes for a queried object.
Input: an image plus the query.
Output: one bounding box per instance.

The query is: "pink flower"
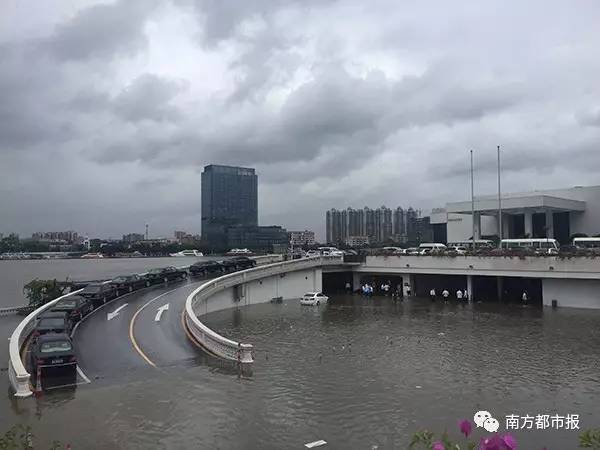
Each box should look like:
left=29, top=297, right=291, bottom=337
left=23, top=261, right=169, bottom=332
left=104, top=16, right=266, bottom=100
left=478, top=435, right=506, bottom=450
left=432, top=442, right=445, bottom=450
left=501, top=434, right=517, bottom=450
left=459, top=419, right=473, bottom=438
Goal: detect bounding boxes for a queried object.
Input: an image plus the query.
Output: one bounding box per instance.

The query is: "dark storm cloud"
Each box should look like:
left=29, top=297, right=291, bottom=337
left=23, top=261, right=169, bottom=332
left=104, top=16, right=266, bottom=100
left=180, top=0, right=335, bottom=46
left=41, top=0, right=158, bottom=61
left=112, top=74, right=186, bottom=122
left=2, top=0, right=600, bottom=239
left=86, top=65, right=522, bottom=174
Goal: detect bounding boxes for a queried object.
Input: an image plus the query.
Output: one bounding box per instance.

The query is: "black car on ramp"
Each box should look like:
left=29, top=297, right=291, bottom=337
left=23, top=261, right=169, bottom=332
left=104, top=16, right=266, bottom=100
left=30, top=333, right=77, bottom=377
left=189, top=260, right=224, bottom=277
left=142, top=266, right=187, bottom=285
left=110, top=274, right=147, bottom=293
left=229, top=256, right=256, bottom=270
left=51, top=295, right=94, bottom=323
left=32, top=311, right=72, bottom=340
left=219, top=259, right=238, bottom=273
left=80, top=282, right=118, bottom=308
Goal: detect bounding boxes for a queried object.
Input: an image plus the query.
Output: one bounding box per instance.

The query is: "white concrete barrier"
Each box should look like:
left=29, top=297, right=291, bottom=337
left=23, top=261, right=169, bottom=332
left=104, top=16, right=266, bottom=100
left=250, top=254, right=284, bottom=266
left=184, top=256, right=343, bottom=363
left=8, top=289, right=83, bottom=397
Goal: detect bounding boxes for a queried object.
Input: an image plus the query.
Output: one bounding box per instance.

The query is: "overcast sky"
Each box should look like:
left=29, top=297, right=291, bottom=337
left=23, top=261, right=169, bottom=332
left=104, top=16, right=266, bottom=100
left=1, top=0, right=600, bottom=240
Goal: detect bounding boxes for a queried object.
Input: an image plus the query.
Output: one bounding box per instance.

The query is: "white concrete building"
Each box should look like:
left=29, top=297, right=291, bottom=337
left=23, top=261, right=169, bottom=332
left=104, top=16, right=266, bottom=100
left=289, top=230, right=316, bottom=247
left=345, top=235, right=370, bottom=247
left=431, top=185, right=600, bottom=244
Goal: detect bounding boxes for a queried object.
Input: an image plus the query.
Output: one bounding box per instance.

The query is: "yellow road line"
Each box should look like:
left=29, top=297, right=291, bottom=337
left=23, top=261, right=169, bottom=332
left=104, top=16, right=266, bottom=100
left=128, top=287, right=182, bottom=367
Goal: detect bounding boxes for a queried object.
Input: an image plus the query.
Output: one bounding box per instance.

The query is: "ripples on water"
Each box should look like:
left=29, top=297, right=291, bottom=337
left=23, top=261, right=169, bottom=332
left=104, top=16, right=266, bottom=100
left=3, top=295, right=600, bottom=449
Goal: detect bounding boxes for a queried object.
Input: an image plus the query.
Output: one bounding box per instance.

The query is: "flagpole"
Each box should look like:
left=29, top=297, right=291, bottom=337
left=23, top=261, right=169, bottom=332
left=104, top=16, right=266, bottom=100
left=497, top=145, right=502, bottom=244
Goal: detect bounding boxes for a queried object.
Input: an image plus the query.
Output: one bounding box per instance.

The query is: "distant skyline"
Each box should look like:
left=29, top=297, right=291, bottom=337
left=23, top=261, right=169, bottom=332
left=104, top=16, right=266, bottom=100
left=2, top=1, right=600, bottom=241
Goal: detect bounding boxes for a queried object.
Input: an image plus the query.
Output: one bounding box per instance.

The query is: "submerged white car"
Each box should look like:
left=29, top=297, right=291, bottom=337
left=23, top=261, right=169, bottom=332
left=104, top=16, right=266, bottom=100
left=300, top=292, right=328, bottom=306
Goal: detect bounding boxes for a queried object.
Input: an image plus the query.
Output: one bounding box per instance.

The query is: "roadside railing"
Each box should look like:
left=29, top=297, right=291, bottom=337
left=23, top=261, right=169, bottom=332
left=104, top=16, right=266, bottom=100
left=0, top=305, right=34, bottom=317
left=184, top=256, right=344, bottom=363
left=8, top=289, right=83, bottom=397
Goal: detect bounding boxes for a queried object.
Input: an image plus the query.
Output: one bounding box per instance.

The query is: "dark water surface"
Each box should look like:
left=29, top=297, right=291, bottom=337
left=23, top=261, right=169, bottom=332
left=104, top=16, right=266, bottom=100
left=2, top=294, right=599, bottom=449
left=0, top=257, right=207, bottom=307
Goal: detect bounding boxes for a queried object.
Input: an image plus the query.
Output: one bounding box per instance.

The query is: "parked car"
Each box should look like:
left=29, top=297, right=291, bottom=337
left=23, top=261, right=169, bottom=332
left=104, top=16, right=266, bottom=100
left=405, top=247, right=420, bottom=255
left=110, top=274, right=147, bottom=293
left=143, top=266, right=187, bottom=285
left=51, top=295, right=94, bottom=323
left=32, top=311, right=72, bottom=340
left=30, top=333, right=77, bottom=376
left=189, top=260, right=224, bottom=277
left=80, top=282, right=118, bottom=307
left=229, top=256, right=256, bottom=270
left=300, top=292, right=329, bottom=306
left=219, top=259, right=238, bottom=273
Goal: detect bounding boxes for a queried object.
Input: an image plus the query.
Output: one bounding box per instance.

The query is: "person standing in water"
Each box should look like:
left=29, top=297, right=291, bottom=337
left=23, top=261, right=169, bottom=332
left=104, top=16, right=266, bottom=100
left=442, top=289, right=449, bottom=302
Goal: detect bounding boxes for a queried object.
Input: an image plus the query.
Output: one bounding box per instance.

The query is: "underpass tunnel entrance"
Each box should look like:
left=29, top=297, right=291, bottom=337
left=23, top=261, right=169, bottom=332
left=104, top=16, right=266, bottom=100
left=413, top=274, right=467, bottom=297
left=501, top=277, right=543, bottom=306
left=322, top=271, right=354, bottom=294
left=473, top=276, right=543, bottom=306
left=356, top=274, right=404, bottom=296
left=473, top=276, right=498, bottom=302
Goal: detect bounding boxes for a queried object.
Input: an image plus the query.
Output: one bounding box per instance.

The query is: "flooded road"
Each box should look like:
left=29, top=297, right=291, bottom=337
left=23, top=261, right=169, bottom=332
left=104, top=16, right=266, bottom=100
left=2, top=293, right=599, bottom=449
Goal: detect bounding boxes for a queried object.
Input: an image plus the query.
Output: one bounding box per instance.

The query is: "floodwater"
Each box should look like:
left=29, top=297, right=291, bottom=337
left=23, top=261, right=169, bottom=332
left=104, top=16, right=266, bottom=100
left=0, top=257, right=208, bottom=307
left=2, top=292, right=599, bottom=449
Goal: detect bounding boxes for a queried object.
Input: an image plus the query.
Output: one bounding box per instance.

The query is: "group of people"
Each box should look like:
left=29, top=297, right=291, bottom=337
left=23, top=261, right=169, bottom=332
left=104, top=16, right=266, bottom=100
left=355, top=280, right=403, bottom=298
left=429, top=288, right=469, bottom=302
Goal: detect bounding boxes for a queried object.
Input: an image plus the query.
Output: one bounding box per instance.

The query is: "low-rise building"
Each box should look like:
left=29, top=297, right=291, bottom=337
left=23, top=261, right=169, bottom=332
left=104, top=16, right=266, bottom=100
left=289, top=230, right=316, bottom=247
left=226, top=225, right=288, bottom=253
left=122, top=233, right=145, bottom=243
left=432, top=185, right=600, bottom=245
left=345, top=235, right=370, bottom=247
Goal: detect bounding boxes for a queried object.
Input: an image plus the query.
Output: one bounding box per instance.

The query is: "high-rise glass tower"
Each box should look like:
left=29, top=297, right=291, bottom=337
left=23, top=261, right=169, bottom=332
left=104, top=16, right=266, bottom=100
left=201, top=165, right=258, bottom=248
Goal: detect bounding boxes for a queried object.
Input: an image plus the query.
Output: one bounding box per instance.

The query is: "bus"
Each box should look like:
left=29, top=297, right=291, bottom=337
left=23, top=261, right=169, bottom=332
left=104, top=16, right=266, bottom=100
left=447, top=239, right=494, bottom=250
left=500, top=238, right=559, bottom=253
left=573, top=237, right=600, bottom=249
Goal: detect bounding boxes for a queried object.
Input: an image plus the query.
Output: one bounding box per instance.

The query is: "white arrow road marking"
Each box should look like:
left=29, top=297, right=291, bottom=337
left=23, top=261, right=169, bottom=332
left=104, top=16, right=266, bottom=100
left=107, top=303, right=128, bottom=321
left=154, top=303, right=169, bottom=322
left=305, top=440, right=327, bottom=448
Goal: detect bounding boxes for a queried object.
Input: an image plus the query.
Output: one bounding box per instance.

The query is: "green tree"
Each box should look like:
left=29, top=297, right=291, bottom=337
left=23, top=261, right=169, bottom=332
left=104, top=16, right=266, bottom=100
left=23, top=280, right=67, bottom=308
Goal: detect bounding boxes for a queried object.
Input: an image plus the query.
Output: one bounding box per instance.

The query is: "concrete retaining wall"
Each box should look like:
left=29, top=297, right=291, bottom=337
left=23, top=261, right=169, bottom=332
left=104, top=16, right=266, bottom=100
left=193, top=268, right=323, bottom=317
left=360, top=255, right=600, bottom=279
left=542, top=278, right=600, bottom=309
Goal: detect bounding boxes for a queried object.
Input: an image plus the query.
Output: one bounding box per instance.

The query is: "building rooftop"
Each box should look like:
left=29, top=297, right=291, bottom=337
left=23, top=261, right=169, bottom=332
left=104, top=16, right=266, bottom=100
left=444, top=185, right=597, bottom=215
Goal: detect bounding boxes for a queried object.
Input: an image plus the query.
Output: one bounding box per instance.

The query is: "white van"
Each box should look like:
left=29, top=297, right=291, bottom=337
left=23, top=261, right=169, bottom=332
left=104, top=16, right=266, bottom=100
left=418, top=243, right=447, bottom=254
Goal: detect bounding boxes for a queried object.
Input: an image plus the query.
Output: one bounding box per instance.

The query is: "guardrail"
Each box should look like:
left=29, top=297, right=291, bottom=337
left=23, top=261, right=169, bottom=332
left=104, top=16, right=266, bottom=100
left=8, top=289, right=83, bottom=397
left=184, top=256, right=344, bottom=363
left=0, top=305, right=33, bottom=317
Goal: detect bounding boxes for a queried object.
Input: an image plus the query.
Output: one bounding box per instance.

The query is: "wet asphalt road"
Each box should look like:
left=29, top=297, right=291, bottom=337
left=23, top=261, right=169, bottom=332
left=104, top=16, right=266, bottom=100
left=73, top=278, right=208, bottom=383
